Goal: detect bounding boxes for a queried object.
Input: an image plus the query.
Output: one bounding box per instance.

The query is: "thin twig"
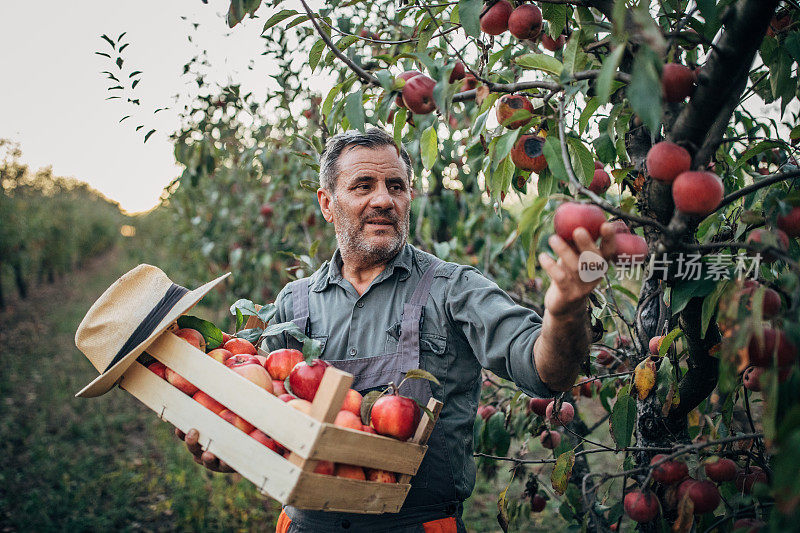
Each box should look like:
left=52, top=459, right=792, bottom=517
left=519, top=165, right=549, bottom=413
left=714, top=169, right=800, bottom=212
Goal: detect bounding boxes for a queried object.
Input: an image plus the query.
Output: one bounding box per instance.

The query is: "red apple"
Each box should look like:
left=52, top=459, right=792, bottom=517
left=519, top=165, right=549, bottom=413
left=677, top=479, right=720, bottom=514
left=361, top=425, right=377, bottom=434
left=219, top=409, right=255, bottom=433
left=249, top=429, right=282, bottom=454
left=287, top=398, right=313, bottom=414
left=672, top=171, right=724, bottom=216
left=746, top=228, right=790, bottom=263
left=588, top=169, right=611, bottom=194
left=539, top=429, right=562, bottom=449
left=650, top=455, right=688, bottom=485
left=448, top=61, right=465, bottom=83
left=334, top=463, right=366, bottom=480
left=221, top=332, right=234, bottom=345
left=229, top=358, right=274, bottom=393
left=265, top=348, right=305, bottom=380
left=528, top=397, right=552, bottom=416
left=495, top=94, right=534, bottom=129
left=334, top=410, right=363, bottom=431
left=147, top=361, right=167, bottom=379
left=746, top=328, right=797, bottom=367
left=207, top=348, right=233, bottom=365
left=508, top=4, right=542, bottom=40
left=402, top=75, right=436, bottom=115
left=594, top=161, right=604, bottom=170
left=260, top=204, right=273, bottom=218
left=477, top=404, right=498, bottom=420
left=739, top=281, right=782, bottom=319
left=510, top=134, right=547, bottom=172
left=662, top=63, right=696, bottom=102
left=223, top=337, right=257, bottom=355
left=341, top=388, right=363, bottom=417
left=174, top=328, right=206, bottom=352
left=596, top=348, right=615, bottom=366
left=370, top=394, right=421, bottom=441
left=646, top=141, right=691, bottom=183
left=531, top=494, right=546, bottom=512
left=649, top=336, right=665, bottom=355
left=545, top=401, right=575, bottom=425
left=395, top=70, right=421, bottom=107
left=288, top=359, right=330, bottom=401
left=743, top=366, right=764, bottom=392
left=314, top=460, right=335, bottom=475
left=541, top=33, right=566, bottom=51
left=480, top=0, right=513, bottom=35
left=224, top=354, right=260, bottom=368
left=624, top=490, right=659, bottom=523
left=735, top=466, right=768, bottom=493
left=613, top=233, right=649, bottom=264
left=553, top=202, right=607, bottom=244
left=165, top=368, right=199, bottom=396
left=704, top=458, right=737, bottom=483
left=278, top=393, right=295, bottom=402
left=777, top=206, right=800, bottom=237
left=193, top=390, right=226, bottom=415
left=366, top=468, right=396, bottom=483
left=273, top=379, right=287, bottom=396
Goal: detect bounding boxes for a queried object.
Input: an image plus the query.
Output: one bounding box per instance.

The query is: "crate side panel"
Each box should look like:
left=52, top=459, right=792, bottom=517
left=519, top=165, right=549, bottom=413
left=147, top=332, right=321, bottom=457
left=311, top=426, right=426, bottom=475
left=288, top=473, right=411, bottom=514
left=122, top=362, right=300, bottom=503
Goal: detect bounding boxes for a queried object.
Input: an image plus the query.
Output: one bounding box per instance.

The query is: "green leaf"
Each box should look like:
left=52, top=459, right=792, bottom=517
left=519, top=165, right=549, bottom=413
left=671, top=278, right=716, bottom=315
left=322, top=82, right=343, bottom=116
left=285, top=14, right=310, bottom=30
left=626, top=48, right=661, bottom=136
left=597, top=44, right=626, bottom=104
left=420, top=124, right=438, bottom=170
left=515, top=54, right=563, bottom=76
left=486, top=411, right=511, bottom=456
left=344, top=90, right=365, bottom=132
left=230, top=298, right=259, bottom=317
left=701, top=281, right=728, bottom=338
left=551, top=451, right=575, bottom=495
left=610, top=394, right=636, bottom=448
left=374, top=69, right=395, bottom=92
left=541, top=3, right=567, bottom=38
left=566, top=137, right=595, bottom=187
left=233, top=327, right=263, bottom=345
left=578, top=97, right=601, bottom=135
left=393, top=107, right=407, bottom=148
left=143, top=129, right=156, bottom=143
left=403, top=368, right=441, bottom=385
left=262, top=9, right=298, bottom=32
left=734, top=140, right=782, bottom=170
left=471, top=108, right=491, bottom=137
left=458, top=0, right=482, bottom=39
left=361, top=390, right=385, bottom=425
left=308, top=38, right=326, bottom=72
left=324, top=35, right=359, bottom=64
left=302, top=337, right=323, bottom=362
left=493, top=130, right=522, bottom=171
left=543, top=136, right=568, bottom=183
left=235, top=307, right=244, bottom=332
left=561, top=30, right=583, bottom=77
left=176, top=315, right=224, bottom=350
left=658, top=327, right=683, bottom=356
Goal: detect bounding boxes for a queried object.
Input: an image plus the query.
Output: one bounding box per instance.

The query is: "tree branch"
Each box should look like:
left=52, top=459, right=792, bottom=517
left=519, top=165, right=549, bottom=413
left=714, top=169, right=800, bottom=212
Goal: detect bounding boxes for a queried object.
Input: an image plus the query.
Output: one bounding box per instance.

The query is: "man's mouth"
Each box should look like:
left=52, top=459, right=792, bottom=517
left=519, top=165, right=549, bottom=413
left=364, top=219, right=395, bottom=227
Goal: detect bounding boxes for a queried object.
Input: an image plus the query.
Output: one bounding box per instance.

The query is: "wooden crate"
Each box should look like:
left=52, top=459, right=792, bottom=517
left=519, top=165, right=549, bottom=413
left=118, top=330, right=442, bottom=513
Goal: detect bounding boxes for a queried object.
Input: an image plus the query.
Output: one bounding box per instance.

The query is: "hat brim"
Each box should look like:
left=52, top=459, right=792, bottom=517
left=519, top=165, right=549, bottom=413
left=75, top=272, right=231, bottom=398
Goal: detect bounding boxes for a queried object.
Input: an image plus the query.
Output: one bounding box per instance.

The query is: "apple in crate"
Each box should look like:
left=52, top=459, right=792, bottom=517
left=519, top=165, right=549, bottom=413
left=288, top=359, right=330, bottom=401
left=147, top=361, right=167, bottom=379
left=207, top=348, right=233, bottom=365
left=314, top=461, right=335, bottom=475
left=341, top=389, right=363, bottom=417
left=223, top=337, right=257, bottom=355
left=219, top=409, right=255, bottom=433
left=334, top=410, right=363, bottom=430
left=175, top=328, right=206, bottom=352
left=165, top=368, right=199, bottom=395
left=193, top=390, right=226, bottom=415
left=366, top=468, right=396, bottom=483
left=226, top=355, right=274, bottom=394
left=265, top=349, right=305, bottom=380
left=249, top=429, right=282, bottom=454
left=370, top=393, right=421, bottom=441
left=335, top=463, right=366, bottom=480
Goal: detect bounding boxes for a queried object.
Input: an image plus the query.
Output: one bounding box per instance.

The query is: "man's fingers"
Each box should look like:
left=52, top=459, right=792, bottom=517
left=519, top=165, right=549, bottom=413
left=598, top=222, right=618, bottom=260
left=175, top=428, right=186, bottom=441
left=184, top=428, right=203, bottom=457
left=572, top=227, right=601, bottom=256
left=218, top=459, right=235, bottom=473
left=548, top=234, right=578, bottom=271
left=538, top=252, right=567, bottom=285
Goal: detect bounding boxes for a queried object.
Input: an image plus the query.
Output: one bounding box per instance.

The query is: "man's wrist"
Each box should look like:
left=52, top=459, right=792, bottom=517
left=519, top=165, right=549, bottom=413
left=546, top=296, right=588, bottom=320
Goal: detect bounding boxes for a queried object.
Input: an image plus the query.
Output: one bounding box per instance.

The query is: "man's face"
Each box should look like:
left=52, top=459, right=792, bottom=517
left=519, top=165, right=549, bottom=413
left=317, top=144, right=413, bottom=266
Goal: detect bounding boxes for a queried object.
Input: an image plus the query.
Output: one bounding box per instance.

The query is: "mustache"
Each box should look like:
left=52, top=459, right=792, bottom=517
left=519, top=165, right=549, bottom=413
left=362, top=211, right=399, bottom=225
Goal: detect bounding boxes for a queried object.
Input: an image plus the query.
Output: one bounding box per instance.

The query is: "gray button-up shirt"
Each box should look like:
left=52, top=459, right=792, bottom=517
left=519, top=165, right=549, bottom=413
left=265, top=243, right=552, bottom=502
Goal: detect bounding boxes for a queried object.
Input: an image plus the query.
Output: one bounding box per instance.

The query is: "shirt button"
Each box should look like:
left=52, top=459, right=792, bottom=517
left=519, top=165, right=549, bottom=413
left=356, top=301, right=364, bottom=308
left=341, top=520, right=351, bottom=529
left=349, top=347, right=357, bottom=357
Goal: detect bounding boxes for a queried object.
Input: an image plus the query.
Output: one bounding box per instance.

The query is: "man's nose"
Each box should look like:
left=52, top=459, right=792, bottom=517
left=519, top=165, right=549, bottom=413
left=369, top=183, right=393, bottom=208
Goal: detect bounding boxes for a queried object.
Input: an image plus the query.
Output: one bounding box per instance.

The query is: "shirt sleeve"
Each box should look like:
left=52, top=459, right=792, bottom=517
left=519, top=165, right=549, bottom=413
left=444, top=265, right=557, bottom=399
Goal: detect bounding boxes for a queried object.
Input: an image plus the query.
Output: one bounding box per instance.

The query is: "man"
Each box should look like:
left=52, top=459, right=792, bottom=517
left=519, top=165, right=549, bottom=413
left=178, top=128, right=617, bottom=532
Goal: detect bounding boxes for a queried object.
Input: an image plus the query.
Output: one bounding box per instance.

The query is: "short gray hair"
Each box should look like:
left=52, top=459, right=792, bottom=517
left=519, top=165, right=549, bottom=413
left=319, top=128, right=413, bottom=191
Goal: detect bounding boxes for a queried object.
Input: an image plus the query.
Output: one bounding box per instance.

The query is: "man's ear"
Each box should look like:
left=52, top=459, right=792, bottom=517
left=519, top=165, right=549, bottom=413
left=410, top=187, right=416, bottom=201
left=317, top=187, right=334, bottom=223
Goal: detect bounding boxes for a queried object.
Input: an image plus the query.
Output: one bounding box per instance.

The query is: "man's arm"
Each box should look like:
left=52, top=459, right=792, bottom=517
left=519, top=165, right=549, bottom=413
left=533, top=223, right=617, bottom=391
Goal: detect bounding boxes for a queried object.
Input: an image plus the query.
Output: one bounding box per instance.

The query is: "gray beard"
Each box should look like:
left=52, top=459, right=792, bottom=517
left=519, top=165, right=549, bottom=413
left=332, top=198, right=410, bottom=268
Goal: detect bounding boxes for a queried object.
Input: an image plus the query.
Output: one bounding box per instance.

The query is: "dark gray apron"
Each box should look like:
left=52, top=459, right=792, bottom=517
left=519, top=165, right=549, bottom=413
left=282, top=258, right=465, bottom=532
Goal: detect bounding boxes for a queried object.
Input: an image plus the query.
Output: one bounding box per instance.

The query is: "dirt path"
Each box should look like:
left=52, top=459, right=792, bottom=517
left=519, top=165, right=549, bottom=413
left=0, top=247, right=279, bottom=532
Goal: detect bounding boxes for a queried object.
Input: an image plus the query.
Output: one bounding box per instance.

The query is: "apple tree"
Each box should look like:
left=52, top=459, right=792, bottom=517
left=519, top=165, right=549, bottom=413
left=112, top=0, right=800, bottom=530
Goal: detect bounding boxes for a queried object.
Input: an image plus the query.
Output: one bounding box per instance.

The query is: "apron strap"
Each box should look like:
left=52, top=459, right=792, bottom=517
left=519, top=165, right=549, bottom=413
left=398, top=256, right=443, bottom=373
left=288, top=277, right=310, bottom=351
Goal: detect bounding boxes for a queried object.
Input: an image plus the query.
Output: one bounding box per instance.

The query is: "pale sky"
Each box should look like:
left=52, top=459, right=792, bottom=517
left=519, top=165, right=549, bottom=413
left=1, top=1, right=330, bottom=214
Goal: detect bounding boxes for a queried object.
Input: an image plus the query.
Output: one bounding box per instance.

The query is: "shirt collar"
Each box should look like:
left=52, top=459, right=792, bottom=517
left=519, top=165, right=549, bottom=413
left=313, top=243, right=414, bottom=292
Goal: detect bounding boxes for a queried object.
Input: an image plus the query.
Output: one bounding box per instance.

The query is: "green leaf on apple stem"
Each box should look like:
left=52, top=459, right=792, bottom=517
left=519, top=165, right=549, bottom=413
left=420, top=125, right=438, bottom=170
left=234, top=327, right=263, bottom=345
left=301, top=337, right=323, bottom=362
left=458, top=0, right=481, bottom=39
left=414, top=400, right=436, bottom=422
left=235, top=307, right=244, bottom=332
left=550, top=450, right=575, bottom=495
left=361, top=390, right=385, bottom=426
left=230, top=298, right=258, bottom=317
left=610, top=394, right=636, bottom=448
left=403, top=369, right=441, bottom=386
left=177, top=315, right=224, bottom=350
left=344, top=90, right=365, bottom=132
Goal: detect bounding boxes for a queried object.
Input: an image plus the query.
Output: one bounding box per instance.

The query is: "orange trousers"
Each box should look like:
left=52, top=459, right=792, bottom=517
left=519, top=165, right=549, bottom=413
left=275, top=509, right=457, bottom=532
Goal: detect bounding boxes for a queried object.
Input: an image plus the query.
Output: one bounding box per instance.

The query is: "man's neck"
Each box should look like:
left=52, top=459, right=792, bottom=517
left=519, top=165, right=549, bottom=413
left=338, top=246, right=402, bottom=296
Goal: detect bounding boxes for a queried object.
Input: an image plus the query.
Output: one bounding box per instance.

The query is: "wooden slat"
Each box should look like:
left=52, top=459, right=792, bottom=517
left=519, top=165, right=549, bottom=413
left=289, top=472, right=411, bottom=513
left=310, top=426, right=426, bottom=474
left=121, top=362, right=301, bottom=503
left=396, top=398, right=443, bottom=484
left=287, top=367, right=353, bottom=473
left=147, top=332, right=322, bottom=458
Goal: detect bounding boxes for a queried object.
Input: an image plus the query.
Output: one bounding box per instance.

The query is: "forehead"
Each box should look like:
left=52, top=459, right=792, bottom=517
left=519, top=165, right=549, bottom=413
left=336, top=144, right=406, bottom=183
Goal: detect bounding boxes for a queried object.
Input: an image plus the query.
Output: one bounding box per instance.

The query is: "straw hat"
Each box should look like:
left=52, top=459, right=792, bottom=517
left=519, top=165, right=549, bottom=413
left=75, top=264, right=230, bottom=398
